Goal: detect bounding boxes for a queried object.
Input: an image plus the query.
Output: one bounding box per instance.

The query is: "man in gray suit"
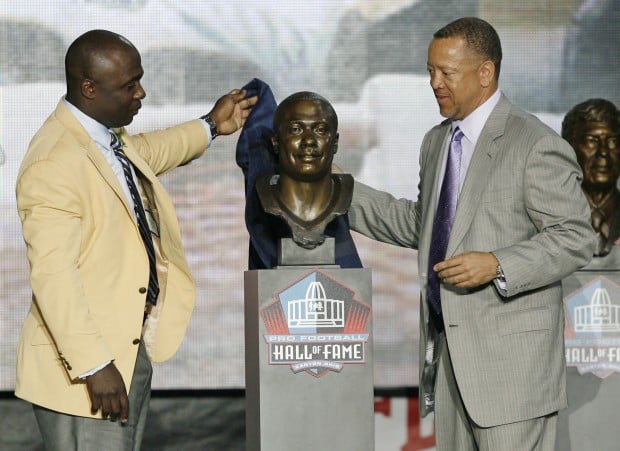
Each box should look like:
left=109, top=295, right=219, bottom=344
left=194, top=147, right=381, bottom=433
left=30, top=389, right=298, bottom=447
left=347, top=17, right=595, bottom=450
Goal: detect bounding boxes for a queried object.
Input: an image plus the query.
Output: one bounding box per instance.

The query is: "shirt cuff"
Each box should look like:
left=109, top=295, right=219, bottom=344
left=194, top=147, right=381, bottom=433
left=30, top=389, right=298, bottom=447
left=78, top=360, right=112, bottom=379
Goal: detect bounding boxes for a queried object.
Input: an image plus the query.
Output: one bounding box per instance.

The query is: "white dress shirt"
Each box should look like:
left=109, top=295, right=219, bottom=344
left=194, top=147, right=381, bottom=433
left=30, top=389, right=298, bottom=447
left=436, top=89, right=502, bottom=198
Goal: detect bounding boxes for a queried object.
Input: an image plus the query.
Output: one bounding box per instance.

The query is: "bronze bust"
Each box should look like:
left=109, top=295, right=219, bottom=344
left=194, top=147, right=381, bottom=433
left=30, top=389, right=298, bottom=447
left=562, top=98, right=620, bottom=256
left=256, top=91, right=353, bottom=249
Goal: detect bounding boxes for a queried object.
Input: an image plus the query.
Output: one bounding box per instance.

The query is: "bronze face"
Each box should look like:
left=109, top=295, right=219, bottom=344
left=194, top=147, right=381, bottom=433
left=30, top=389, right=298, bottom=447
left=257, top=92, right=352, bottom=251
left=573, top=120, right=620, bottom=190
left=272, top=98, right=338, bottom=183
left=564, top=100, right=620, bottom=256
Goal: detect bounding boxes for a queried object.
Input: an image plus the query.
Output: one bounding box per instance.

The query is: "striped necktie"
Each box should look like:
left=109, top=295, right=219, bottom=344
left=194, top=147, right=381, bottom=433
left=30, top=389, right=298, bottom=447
left=110, top=132, right=159, bottom=305
left=427, top=127, right=464, bottom=315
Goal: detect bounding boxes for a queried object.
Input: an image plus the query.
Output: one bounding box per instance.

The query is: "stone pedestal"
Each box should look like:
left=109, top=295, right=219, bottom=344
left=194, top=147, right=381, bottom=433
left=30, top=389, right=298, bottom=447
left=244, top=262, right=373, bottom=451
left=559, top=252, right=620, bottom=451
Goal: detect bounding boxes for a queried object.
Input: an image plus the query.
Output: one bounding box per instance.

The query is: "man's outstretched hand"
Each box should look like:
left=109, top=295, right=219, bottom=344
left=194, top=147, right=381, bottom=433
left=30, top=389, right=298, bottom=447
left=208, top=89, right=258, bottom=136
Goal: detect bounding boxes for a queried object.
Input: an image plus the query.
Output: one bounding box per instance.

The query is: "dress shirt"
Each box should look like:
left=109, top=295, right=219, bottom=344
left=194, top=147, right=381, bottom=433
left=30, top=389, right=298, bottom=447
left=64, top=99, right=140, bottom=223
left=434, top=89, right=506, bottom=289
left=436, top=89, right=502, bottom=198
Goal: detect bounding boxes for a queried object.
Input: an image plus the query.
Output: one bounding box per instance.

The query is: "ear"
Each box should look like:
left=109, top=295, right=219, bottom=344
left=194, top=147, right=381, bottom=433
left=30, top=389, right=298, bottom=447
left=332, top=133, right=339, bottom=155
left=82, top=79, right=97, bottom=100
left=478, top=60, right=495, bottom=88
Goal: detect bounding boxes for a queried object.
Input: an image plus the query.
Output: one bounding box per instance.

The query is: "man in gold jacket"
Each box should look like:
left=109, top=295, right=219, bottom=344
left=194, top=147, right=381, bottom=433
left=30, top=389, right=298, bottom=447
left=15, top=29, right=256, bottom=450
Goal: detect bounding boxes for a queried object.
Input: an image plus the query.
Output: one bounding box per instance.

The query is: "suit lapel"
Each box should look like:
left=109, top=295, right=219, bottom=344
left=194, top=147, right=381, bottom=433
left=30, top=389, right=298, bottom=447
left=85, top=142, right=134, bottom=215
left=121, top=141, right=161, bottom=209
left=55, top=104, right=143, bottom=221
left=447, top=96, right=511, bottom=255
left=55, top=101, right=138, bottom=218
left=122, top=145, right=155, bottom=185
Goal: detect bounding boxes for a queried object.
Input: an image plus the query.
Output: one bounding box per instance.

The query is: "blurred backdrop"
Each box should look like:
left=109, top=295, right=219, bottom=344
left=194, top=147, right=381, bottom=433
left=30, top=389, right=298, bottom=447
left=1, top=0, right=618, bottom=393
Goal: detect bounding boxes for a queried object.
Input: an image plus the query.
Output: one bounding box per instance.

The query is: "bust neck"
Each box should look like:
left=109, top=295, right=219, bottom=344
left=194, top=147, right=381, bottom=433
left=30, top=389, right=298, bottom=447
left=276, top=175, right=334, bottom=223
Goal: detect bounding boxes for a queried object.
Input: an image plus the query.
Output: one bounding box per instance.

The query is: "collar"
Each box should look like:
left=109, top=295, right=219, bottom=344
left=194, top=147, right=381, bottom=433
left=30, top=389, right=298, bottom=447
left=63, top=98, right=112, bottom=150
left=451, top=89, right=501, bottom=145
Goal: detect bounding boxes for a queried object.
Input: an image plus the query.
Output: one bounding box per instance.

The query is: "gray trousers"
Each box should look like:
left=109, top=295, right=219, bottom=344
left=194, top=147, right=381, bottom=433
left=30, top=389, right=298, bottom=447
left=434, top=333, right=557, bottom=451
left=33, top=341, right=152, bottom=451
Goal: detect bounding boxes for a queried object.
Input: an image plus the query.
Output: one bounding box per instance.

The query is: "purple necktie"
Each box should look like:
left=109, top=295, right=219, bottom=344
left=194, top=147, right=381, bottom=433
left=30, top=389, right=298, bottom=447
left=110, top=132, right=160, bottom=305
left=427, top=127, right=463, bottom=315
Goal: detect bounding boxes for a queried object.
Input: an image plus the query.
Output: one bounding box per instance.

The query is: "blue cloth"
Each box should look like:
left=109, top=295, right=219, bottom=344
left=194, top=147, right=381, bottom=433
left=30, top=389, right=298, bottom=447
left=235, top=78, right=362, bottom=269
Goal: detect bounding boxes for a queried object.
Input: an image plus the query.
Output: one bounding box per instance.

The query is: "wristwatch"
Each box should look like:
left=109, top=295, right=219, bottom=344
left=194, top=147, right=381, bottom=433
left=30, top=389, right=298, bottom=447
left=201, top=114, right=218, bottom=139
left=495, top=263, right=506, bottom=283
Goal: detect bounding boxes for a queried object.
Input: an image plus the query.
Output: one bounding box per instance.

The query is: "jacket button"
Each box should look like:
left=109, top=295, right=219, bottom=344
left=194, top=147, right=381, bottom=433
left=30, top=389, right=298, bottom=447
left=133, top=338, right=140, bottom=345
left=139, top=287, right=147, bottom=294
left=67, top=365, right=72, bottom=371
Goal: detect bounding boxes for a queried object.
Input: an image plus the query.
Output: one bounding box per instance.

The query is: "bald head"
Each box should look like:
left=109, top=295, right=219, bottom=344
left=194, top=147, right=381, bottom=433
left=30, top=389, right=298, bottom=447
left=64, top=30, right=145, bottom=128
left=65, top=30, right=136, bottom=99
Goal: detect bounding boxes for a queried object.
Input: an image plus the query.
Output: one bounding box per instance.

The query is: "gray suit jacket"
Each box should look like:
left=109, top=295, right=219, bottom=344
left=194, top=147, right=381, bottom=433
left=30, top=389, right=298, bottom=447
left=349, top=95, right=595, bottom=427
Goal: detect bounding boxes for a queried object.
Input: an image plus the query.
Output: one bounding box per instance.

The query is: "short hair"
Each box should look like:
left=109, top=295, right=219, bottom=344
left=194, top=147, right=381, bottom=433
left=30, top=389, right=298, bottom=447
left=434, top=17, right=502, bottom=80
left=65, top=30, right=134, bottom=90
left=273, top=91, right=338, bottom=131
left=561, top=98, right=619, bottom=144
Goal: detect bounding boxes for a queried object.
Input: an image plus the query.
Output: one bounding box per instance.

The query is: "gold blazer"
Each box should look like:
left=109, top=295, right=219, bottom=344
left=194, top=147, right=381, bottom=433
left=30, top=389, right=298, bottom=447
left=15, top=99, right=209, bottom=417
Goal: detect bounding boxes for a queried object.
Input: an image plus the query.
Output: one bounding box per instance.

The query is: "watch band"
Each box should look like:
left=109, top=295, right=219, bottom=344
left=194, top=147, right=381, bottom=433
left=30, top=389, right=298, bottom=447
left=495, top=264, right=506, bottom=283
left=201, top=114, right=218, bottom=139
